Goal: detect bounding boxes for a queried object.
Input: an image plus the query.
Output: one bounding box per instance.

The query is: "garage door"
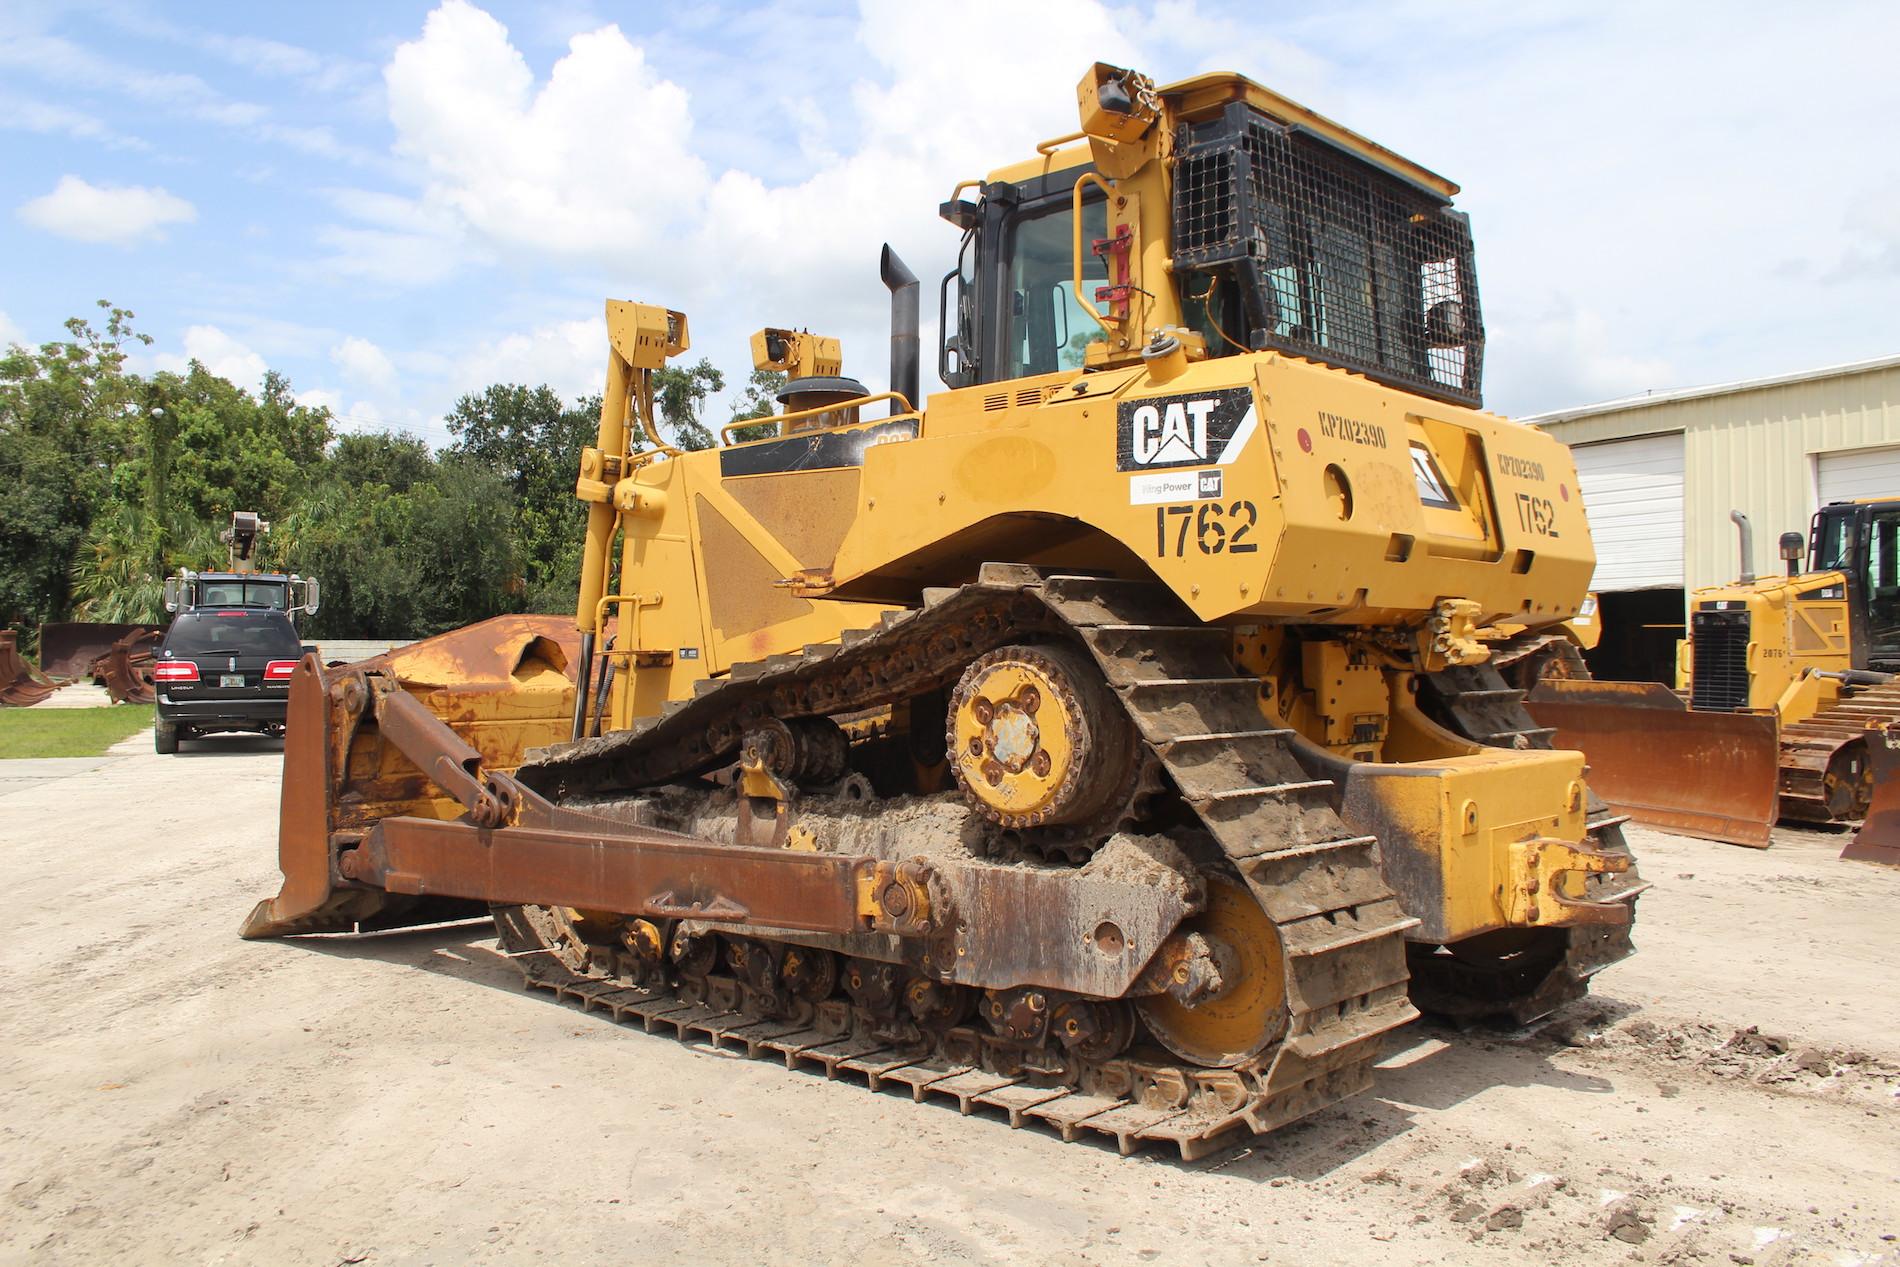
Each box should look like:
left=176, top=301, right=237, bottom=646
left=1818, top=445, right=1900, bottom=505
left=1570, top=432, right=1685, bottom=590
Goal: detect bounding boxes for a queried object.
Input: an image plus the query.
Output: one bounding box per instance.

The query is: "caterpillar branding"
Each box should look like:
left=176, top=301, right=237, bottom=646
left=1117, top=387, right=1257, bottom=472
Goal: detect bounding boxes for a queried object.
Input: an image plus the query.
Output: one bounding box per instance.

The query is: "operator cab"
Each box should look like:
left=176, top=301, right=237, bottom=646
left=1810, top=499, right=1900, bottom=670
left=938, top=70, right=1486, bottom=408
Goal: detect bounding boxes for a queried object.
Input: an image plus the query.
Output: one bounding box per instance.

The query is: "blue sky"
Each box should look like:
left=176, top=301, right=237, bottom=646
left=3, top=0, right=1897, bottom=445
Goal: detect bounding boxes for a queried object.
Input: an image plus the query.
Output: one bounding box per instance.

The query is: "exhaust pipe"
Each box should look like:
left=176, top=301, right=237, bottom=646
left=880, top=245, right=920, bottom=411
left=1730, top=510, right=1756, bottom=584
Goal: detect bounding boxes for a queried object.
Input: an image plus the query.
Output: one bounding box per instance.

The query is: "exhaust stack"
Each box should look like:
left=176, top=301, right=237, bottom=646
left=1731, top=510, right=1756, bottom=584
left=880, top=245, right=920, bottom=411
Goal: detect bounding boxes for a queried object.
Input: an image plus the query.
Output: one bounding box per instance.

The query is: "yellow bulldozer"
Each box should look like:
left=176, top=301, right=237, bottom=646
left=1527, top=505, right=1900, bottom=854
left=244, top=64, right=1647, bottom=1158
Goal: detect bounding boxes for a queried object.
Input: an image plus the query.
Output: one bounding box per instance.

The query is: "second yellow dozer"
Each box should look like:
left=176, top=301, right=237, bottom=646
left=1527, top=507, right=1900, bottom=850
left=244, top=64, right=1646, bottom=1158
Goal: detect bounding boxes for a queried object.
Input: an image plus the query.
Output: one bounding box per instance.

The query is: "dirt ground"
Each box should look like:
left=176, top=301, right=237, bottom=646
left=2, top=735, right=1896, bottom=1267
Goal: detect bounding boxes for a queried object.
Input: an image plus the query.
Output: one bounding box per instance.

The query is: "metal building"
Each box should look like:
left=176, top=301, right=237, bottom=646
left=1522, top=354, right=1900, bottom=680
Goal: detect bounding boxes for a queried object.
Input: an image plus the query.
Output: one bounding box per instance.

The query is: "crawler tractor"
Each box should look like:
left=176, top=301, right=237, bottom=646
left=1528, top=505, right=1900, bottom=850
left=246, top=65, right=1646, bottom=1158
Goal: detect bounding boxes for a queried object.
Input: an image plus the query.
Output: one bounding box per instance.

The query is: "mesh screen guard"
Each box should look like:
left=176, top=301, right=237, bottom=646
left=1171, top=102, right=1485, bottom=408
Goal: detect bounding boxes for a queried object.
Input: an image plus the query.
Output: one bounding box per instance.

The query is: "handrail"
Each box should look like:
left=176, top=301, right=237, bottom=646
left=719, top=391, right=917, bottom=445
left=593, top=592, right=658, bottom=661
left=1071, top=172, right=1118, bottom=337
left=1036, top=130, right=1086, bottom=155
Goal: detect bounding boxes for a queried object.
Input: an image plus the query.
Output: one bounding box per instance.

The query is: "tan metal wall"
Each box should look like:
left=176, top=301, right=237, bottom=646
left=1531, top=361, right=1900, bottom=594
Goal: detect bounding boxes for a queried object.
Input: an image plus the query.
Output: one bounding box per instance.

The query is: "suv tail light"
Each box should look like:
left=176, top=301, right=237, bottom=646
left=264, top=660, right=297, bottom=681
left=153, top=662, right=199, bottom=683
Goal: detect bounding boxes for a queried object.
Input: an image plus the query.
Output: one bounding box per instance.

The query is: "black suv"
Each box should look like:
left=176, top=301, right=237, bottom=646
left=152, top=608, right=308, bottom=753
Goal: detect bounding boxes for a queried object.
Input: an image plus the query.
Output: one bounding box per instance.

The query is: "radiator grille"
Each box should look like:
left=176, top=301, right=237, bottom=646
left=1171, top=102, right=1484, bottom=408
left=1690, top=610, right=1752, bottom=712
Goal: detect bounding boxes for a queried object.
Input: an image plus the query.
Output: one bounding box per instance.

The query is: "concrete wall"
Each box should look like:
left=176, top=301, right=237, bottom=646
left=1528, top=358, right=1900, bottom=594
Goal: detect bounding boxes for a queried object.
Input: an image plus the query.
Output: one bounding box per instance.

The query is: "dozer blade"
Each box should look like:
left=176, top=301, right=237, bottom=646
left=242, top=614, right=586, bottom=938
left=1843, top=723, right=1900, bottom=866
left=36, top=620, right=166, bottom=681
left=1525, top=679, right=1780, bottom=848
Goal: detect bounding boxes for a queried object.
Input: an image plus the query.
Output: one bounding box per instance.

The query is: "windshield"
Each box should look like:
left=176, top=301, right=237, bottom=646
left=198, top=579, right=288, bottom=609
left=1810, top=509, right=1856, bottom=573
left=1005, top=196, right=1108, bottom=379
left=165, top=611, right=302, bottom=657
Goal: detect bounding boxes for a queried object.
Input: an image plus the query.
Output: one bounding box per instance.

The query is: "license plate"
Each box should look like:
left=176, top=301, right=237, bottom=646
left=220, top=673, right=245, bottom=687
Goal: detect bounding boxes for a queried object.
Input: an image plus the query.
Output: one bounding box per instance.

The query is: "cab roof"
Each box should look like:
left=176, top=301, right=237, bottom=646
left=983, top=70, right=1458, bottom=198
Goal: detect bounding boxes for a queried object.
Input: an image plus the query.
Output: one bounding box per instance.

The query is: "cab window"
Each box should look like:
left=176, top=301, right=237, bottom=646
left=1005, top=196, right=1108, bottom=379
left=1810, top=510, right=1856, bottom=574
left=1868, top=509, right=1900, bottom=637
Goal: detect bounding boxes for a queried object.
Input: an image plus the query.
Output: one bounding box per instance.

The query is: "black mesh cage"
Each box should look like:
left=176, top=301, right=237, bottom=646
left=1172, top=102, right=1485, bottom=408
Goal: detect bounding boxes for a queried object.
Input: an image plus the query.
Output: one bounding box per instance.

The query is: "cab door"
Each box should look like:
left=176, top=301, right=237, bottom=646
left=1862, top=503, right=1900, bottom=669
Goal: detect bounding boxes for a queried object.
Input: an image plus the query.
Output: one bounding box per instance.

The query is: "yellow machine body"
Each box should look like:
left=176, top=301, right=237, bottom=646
left=570, top=68, right=1614, bottom=947
left=1677, top=571, right=1852, bottom=720
left=248, top=64, right=1646, bottom=1156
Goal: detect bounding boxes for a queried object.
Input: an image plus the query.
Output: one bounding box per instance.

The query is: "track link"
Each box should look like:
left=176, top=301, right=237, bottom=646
left=509, top=568, right=1420, bottom=1158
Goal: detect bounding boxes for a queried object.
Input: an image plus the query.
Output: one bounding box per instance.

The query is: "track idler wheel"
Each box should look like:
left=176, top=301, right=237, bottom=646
left=1134, top=877, right=1288, bottom=1068
left=947, top=642, right=1136, bottom=831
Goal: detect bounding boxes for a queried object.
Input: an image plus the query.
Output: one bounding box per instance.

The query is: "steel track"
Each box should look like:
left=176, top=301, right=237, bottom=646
left=507, top=569, right=1421, bottom=1158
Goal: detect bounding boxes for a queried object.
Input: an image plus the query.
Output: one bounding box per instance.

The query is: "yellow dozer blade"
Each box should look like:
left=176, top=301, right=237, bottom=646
left=1524, top=679, right=1781, bottom=848
left=242, top=614, right=584, bottom=938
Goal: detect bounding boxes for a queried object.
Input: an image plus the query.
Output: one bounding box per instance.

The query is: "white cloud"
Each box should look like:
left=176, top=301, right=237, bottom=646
left=0, top=309, right=23, bottom=348
left=152, top=325, right=270, bottom=390
left=16, top=175, right=196, bottom=245
left=454, top=316, right=605, bottom=403
left=382, top=2, right=708, bottom=261
left=1487, top=299, right=1677, bottom=414
left=0, top=96, right=151, bottom=152
left=331, top=336, right=399, bottom=393
left=340, top=0, right=1152, bottom=401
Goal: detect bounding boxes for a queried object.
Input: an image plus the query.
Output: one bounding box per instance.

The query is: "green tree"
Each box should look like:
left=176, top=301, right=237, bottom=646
left=0, top=302, right=149, bottom=631
left=442, top=384, right=594, bottom=612
left=728, top=367, right=784, bottom=444
left=274, top=459, right=523, bottom=638
left=653, top=357, right=724, bottom=451
left=129, top=365, right=333, bottom=526
left=328, top=430, right=434, bottom=494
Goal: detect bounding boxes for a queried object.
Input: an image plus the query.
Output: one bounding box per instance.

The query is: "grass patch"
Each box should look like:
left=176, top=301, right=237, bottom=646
left=0, top=705, right=155, bottom=758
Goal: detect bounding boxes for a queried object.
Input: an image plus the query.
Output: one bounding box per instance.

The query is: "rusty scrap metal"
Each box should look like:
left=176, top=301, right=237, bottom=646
left=37, top=621, right=165, bottom=682
left=96, top=629, right=160, bottom=704
left=0, top=631, right=60, bottom=707
left=1843, top=723, right=1900, bottom=866
left=1526, top=679, right=1781, bottom=848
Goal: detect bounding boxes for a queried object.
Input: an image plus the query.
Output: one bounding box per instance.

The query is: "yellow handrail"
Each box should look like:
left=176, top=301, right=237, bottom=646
left=1036, top=130, right=1086, bottom=155
left=1071, top=172, right=1118, bottom=337
left=719, top=391, right=917, bottom=445
left=593, top=591, right=659, bottom=660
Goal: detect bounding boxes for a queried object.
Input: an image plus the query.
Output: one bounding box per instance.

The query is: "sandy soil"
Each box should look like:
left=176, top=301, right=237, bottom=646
left=2, top=735, right=1896, bottom=1267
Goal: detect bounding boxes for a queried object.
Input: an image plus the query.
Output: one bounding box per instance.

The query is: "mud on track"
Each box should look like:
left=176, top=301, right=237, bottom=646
left=2, top=738, right=1895, bottom=1266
